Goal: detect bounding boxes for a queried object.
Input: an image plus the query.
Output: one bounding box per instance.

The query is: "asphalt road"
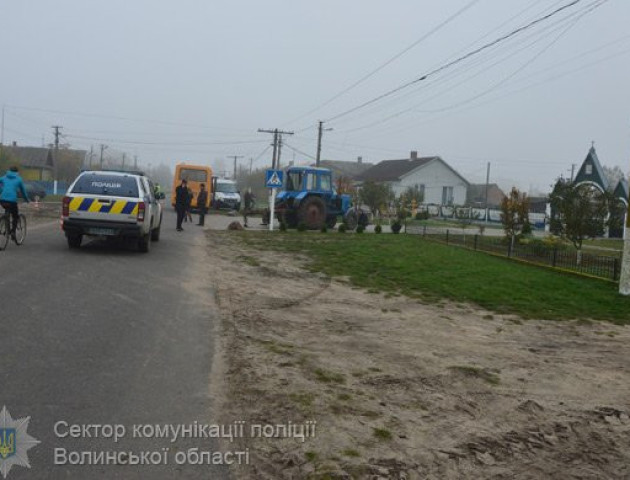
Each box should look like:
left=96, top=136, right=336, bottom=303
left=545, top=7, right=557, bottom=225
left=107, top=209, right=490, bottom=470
left=1, top=211, right=230, bottom=479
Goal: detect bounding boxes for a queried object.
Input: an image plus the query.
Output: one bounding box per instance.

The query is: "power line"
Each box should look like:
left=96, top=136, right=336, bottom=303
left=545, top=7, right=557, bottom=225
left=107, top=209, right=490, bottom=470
left=364, top=22, right=629, bottom=140
left=325, top=0, right=592, bottom=123
left=63, top=133, right=266, bottom=147
left=258, top=129, right=294, bottom=169
left=283, top=142, right=317, bottom=161
left=413, top=0, right=606, bottom=114
left=339, top=2, right=596, bottom=134
left=283, top=0, right=482, bottom=127
left=3, top=104, right=254, bottom=133
left=319, top=1, right=566, bottom=132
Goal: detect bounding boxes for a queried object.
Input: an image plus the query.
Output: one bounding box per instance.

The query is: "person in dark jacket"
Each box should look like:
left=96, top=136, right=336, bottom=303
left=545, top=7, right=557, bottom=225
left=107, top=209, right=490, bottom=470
left=196, top=183, right=208, bottom=226
left=175, top=179, right=188, bottom=231
left=242, top=188, right=255, bottom=227
left=183, top=187, right=193, bottom=223
left=0, top=166, right=30, bottom=238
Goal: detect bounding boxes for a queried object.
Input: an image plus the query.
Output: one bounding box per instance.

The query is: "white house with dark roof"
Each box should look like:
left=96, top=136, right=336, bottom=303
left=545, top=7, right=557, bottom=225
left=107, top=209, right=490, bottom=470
left=357, top=151, right=469, bottom=205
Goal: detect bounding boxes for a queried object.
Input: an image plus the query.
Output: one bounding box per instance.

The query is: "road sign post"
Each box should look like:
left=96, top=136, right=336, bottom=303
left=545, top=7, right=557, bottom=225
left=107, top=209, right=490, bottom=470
left=265, top=169, right=284, bottom=232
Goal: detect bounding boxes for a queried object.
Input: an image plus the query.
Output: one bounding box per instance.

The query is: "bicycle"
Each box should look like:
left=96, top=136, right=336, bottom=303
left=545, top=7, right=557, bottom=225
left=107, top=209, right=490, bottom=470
left=0, top=210, right=27, bottom=250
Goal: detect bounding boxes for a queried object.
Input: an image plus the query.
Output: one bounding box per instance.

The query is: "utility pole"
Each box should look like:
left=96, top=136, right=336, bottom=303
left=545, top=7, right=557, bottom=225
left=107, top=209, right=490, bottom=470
left=258, top=128, right=294, bottom=169
left=52, top=125, right=63, bottom=194
left=315, top=121, right=333, bottom=167
left=1, top=105, right=5, bottom=145
left=52, top=125, right=62, bottom=176
left=99, top=144, right=108, bottom=169
left=258, top=128, right=294, bottom=231
left=228, top=155, right=243, bottom=180
left=277, top=136, right=283, bottom=169
left=484, top=162, right=491, bottom=223
left=88, top=145, right=94, bottom=167
left=249, top=157, right=253, bottom=175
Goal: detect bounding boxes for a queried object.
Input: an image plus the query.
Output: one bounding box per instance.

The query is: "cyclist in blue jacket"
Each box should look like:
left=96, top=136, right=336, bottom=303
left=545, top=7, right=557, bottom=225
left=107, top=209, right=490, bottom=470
left=0, top=166, right=30, bottom=238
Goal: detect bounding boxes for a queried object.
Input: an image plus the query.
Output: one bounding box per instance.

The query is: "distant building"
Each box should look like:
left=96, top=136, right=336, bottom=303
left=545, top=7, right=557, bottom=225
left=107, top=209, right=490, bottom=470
left=613, top=178, right=629, bottom=205
left=573, top=146, right=609, bottom=193
left=1, top=144, right=54, bottom=180
left=557, top=145, right=629, bottom=238
left=466, top=183, right=505, bottom=209
left=357, top=151, right=469, bottom=205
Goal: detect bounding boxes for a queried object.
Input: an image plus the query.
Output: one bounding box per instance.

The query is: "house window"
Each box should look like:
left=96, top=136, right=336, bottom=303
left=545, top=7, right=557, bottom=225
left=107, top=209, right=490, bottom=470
left=442, top=186, right=454, bottom=206
left=586, top=164, right=592, bottom=175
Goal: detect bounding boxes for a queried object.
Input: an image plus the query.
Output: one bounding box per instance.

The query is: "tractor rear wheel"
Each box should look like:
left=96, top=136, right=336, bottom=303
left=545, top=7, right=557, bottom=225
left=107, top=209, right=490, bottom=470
left=298, top=196, right=327, bottom=229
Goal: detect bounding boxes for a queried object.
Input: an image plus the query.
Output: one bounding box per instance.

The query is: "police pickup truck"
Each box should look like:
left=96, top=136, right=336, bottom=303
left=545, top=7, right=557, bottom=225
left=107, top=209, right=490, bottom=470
left=62, top=170, right=163, bottom=252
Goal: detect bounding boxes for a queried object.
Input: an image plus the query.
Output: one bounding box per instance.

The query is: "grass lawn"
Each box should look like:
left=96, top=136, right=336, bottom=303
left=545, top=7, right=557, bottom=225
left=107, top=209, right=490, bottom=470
left=582, top=238, right=623, bottom=251
left=239, top=232, right=630, bottom=324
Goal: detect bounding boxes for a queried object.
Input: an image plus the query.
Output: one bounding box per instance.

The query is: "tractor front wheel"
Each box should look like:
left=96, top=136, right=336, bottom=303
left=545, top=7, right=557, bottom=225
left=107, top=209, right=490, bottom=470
left=283, top=211, right=299, bottom=228
left=298, top=197, right=327, bottom=229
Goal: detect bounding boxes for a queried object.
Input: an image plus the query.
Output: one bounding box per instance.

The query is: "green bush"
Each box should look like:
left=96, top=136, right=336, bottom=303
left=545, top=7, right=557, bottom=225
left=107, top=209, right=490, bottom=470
left=320, top=225, right=328, bottom=233
left=391, top=221, right=402, bottom=234
left=338, top=223, right=347, bottom=233
left=279, top=221, right=287, bottom=232
left=356, top=225, right=365, bottom=234
left=297, top=222, right=307, bottom=232
left=374, top=224, right=382, bottom=234
left=415, top=211, right=429, bottom=220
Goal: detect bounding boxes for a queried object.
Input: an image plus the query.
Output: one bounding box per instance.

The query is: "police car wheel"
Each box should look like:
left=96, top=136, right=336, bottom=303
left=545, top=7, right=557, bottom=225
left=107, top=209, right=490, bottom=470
left=138, top=234, right=151, bottom=253
left=67, top=235, right=82, bottom=249
left=151, top=224, right=161, bottom=242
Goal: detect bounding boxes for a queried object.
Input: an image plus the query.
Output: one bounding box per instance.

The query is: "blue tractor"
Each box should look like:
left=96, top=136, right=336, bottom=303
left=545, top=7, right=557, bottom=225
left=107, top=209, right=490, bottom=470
left=274, top=166, right=365, bottom=230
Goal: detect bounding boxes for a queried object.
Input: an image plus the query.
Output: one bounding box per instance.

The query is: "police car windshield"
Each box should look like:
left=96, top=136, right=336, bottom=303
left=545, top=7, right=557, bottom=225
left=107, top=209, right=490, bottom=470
left=72, top=174, right=139, bottom=198
left=216, top=183, right=238, bottom=193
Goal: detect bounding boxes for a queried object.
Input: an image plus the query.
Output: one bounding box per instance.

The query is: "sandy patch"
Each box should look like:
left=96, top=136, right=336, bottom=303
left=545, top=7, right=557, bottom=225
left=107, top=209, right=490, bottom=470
left=206, top=231, right=630, bottom=479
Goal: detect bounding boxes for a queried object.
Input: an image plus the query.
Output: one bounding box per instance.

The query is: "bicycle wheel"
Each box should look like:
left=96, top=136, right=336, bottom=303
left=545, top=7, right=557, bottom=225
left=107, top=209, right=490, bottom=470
left=14, top=214, right=26, bottom=245
left=0, top=215, right=9, bottom=251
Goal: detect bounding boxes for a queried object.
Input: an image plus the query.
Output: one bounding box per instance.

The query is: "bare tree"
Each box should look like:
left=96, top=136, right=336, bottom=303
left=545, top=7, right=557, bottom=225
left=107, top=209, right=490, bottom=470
left=500, top=187, right=530, bottom=240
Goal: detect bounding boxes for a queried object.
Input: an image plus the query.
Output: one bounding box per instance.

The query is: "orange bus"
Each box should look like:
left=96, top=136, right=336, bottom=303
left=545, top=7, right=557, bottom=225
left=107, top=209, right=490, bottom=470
left=171, top=163, right=213, bottom=210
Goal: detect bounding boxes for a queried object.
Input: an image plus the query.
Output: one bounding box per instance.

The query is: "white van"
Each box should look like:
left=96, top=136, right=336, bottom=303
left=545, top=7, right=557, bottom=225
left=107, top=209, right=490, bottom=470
left=212, top=178, right=241, bottom=210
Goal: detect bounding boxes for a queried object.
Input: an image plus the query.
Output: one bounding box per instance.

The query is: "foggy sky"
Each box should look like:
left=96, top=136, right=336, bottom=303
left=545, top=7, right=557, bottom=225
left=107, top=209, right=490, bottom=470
left=1, top=0, right=629, bottom=193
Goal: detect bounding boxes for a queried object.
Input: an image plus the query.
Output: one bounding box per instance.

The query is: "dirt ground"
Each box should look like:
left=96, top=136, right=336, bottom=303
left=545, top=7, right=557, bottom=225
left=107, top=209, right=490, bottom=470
left=206, top=227, right=630, bottom=480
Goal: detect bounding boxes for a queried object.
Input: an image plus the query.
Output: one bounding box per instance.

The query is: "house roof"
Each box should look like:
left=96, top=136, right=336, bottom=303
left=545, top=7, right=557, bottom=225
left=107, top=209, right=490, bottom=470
left=2, top=146, right=53, bottom=169
left=614, top=178, right=629, bottom=202
left=357, top=156, right=436, bottom=182
left=312, top=160, right=373, bottom=180
left=357, top=155, right=469, bottom=186
left=574, top=146, right=609, bottom=192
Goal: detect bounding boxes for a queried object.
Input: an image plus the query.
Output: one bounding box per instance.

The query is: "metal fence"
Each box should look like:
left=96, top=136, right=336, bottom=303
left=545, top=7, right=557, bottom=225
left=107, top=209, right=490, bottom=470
left=406, top=225, right=621, bottom=282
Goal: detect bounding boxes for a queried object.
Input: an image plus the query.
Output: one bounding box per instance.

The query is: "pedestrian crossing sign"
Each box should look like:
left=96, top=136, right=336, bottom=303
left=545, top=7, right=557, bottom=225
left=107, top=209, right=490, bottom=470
left=265, top=169, right=284, bottom=188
